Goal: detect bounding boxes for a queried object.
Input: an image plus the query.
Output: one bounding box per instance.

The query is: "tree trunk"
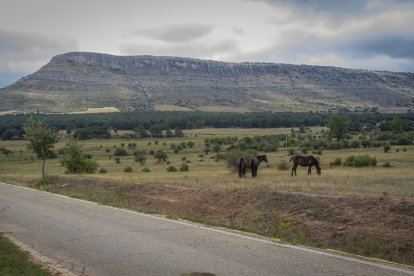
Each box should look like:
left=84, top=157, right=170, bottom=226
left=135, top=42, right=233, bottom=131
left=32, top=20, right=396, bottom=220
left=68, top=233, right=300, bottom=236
left=42, top=158, right=45, bottom=179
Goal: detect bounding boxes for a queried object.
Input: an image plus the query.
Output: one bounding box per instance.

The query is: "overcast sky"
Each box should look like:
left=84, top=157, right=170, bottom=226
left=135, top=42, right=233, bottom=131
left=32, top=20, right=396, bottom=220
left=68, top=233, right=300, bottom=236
left=1, top=0, right=413, bottom=87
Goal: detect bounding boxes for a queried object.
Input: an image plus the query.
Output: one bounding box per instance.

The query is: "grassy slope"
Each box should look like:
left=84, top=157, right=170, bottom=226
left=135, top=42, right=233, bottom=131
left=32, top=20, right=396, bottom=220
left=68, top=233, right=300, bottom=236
left=0, top=235, right=49, bottom=276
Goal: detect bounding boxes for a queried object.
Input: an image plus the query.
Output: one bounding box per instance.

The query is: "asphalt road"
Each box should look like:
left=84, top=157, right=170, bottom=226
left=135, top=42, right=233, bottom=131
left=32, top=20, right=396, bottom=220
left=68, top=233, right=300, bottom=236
left=0, top=182, right=413, bottom=276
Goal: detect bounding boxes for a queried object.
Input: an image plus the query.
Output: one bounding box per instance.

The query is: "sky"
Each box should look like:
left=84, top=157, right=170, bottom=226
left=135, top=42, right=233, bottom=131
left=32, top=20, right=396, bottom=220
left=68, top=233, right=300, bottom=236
left=1, top=0, right=414, bottom=88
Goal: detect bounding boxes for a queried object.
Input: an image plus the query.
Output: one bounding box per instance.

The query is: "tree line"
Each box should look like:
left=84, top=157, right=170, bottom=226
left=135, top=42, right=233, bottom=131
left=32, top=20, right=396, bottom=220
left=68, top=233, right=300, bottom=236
left=0, top=111, right=413, bottom=140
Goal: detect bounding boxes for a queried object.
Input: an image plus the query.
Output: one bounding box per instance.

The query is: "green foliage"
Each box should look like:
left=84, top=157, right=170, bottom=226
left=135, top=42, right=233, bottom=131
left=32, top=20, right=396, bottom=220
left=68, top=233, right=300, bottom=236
left=154, top=150, right=168, bottom=162
left=134, top=151, right=147, bottom=165
left=391, top=116, right=403, bottom=134
left=124, top=166, right=133, bottom=173
left=142, top=167, right=151, bottom=172
left=99, top=167, right=107, bottom=173
left=0, top=235, right=49, bottom=275
left=23, top=118, right=58, bottom=179
left=180, top=163, right=189, bottom=172
left=114, top=147, right=128, bottom=156
left=330, top=158, right=342, bottom=166
left=328, top=113, right=350, bottom=140
left=344, top=155, right=377, bottom=167
left=0, top=147, right=13, bottom=156
left=277, top=161, right=289, bottom=171
left=59, top=140, right=98, bottom=173
left=166, top=166, right=177, bottom=172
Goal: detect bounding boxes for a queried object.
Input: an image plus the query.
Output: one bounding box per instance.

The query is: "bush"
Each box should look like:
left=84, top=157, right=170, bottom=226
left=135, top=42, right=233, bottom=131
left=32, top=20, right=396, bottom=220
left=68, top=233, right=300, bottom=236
left=154, top=150, right=168, bottom=162
left=277, top=161, right=289, bottom=171
left=60, top=140, right=98, bottom=174
left=124, top=166, right=133, bottom=173
left=330, top=158, right=342, bottom=166
left=166, top=166, right=177, bottom=172
left=350, top=140, right=360, bottom=148
left=180, top=163, right=189, bottom=172
left=383, top=144, right=391, bottom=153
left=99, top=167, right=107, bottom=173
left=344, top=155, right=377, bottom=167
left=114, top=147, right=128, bottom=156
left=142, top=167, right=151, bottom=172
left=383, top=162, right=392, bottom=168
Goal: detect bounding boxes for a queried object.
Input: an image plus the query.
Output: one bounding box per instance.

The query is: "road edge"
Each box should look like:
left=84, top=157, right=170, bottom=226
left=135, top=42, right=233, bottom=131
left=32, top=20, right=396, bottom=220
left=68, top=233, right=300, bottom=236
left=4, top=233, right=77, bottom=276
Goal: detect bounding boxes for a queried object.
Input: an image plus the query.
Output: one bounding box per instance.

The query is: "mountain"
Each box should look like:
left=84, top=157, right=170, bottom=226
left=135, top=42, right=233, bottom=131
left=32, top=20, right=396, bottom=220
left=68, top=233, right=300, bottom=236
left=1, top=52, right=413, bottom=113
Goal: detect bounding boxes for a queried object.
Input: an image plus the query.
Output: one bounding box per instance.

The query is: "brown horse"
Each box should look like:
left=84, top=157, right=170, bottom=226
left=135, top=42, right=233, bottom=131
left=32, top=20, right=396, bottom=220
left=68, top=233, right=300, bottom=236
left=249, top=155, right=268, bottom=177
left=290, top=155, right=321, bottom=176
left=236, top=156, right=249, bottom=177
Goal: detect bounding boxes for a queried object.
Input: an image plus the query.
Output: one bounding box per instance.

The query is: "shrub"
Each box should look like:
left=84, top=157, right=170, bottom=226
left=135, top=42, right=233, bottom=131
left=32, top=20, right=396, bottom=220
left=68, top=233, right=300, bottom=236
left=99, top=167, right=107, bottom=173
left=277, top=161, right=289, bottom=171
left=383, top=162, right=392, bottom=168
left=167, top=166, right=177, bottom=172
left=60, top=140, right=98, bottom=174
left=350, top=140, right=360, bottom=148
left=114, top=147, right=128, bottom=156
left=383, top=144, right=391, bottom=153
left=287, top=148, right=295, bottom=155
left=344, top=155, right=377, bottom=167
left=330, top=158, right=342, bottom=166
left=180, top=163, right=189, bottom=172
left=154, top=150, right=168, bottom=162
left=114, top=157, right=121, bottom=163
left=134, top=151, right=147, bottom=165
left=142, top=167, right=150, bottom=172
left=124, top=166, right=133, bottom=173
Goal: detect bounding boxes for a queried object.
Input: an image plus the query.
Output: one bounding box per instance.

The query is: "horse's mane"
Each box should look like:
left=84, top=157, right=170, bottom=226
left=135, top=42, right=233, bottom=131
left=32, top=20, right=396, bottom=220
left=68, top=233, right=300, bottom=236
left=311, top=155, right=320, bottom=167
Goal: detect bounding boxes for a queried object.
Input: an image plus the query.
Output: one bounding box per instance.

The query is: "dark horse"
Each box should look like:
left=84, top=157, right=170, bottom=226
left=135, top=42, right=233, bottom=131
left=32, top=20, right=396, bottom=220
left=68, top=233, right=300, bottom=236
left=249, top=155, right=268, bottom=177
left=236, top=156, right=249, bottom=177
left=290, top=155, right=321, bottom=176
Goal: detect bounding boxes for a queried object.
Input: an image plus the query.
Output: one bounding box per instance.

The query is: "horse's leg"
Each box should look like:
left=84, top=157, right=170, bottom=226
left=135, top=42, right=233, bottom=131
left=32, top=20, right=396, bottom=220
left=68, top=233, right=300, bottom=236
left=308, top=166, right=311, bottom=175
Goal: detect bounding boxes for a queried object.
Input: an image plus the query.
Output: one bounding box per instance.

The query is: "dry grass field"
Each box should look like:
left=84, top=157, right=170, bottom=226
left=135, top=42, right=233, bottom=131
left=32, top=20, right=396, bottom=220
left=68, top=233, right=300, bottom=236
left=0, top=127, right=413, bottom=265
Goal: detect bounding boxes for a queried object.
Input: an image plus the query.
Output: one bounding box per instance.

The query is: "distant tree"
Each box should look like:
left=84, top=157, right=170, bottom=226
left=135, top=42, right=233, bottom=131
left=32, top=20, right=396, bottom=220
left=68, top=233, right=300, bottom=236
left=327, top=113, right=349, bottom=140
left=390, top=116, right=403, bottom=134
left=23, top=119, right=58, bottom=179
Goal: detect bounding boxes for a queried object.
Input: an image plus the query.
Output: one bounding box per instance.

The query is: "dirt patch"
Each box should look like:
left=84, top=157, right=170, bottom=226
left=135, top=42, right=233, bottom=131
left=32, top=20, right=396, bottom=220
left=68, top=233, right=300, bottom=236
left=42, top=176, right=414, bottom=265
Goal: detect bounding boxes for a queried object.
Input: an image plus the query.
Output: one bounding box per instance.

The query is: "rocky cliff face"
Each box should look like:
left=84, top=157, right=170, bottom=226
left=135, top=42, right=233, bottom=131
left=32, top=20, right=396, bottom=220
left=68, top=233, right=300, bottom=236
left=1, top=52, right=414, bottom=113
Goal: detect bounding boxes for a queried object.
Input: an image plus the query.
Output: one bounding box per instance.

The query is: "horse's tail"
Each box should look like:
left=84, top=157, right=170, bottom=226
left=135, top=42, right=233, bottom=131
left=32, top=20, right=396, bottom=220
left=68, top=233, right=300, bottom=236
left=289, top=156, right=295, bottom=163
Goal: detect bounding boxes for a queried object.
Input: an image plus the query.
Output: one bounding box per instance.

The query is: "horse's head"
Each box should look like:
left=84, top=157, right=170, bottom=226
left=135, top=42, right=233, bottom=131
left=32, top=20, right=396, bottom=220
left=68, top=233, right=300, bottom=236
left=316, top=166, right=321, bottom=175
left=258, top=155, right=268, bottom=163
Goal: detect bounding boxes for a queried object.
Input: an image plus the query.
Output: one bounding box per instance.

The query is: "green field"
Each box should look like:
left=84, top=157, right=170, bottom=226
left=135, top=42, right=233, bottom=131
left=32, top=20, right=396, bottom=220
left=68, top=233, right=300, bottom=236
left=0, top=127, right=413, bottom=265
left=0, top=127, right=412, bottom=198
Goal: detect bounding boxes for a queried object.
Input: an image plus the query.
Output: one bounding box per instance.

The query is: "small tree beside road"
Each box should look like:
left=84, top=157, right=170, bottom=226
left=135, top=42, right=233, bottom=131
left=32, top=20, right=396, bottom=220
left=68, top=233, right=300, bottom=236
left=23, top=119, right=58, bottom=179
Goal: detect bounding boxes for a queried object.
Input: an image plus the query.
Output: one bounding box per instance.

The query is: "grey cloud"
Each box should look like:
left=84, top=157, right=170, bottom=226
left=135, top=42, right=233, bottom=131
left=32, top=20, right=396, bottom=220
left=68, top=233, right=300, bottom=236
left=344, top=33, right=414, bottom=59
left=0, top=29, right=79, bottom=72
left=119, top=39, right=238, bottom=60
left=255, top=0, right=414, bottom=20
left=131, top=23, right=214, bottom=43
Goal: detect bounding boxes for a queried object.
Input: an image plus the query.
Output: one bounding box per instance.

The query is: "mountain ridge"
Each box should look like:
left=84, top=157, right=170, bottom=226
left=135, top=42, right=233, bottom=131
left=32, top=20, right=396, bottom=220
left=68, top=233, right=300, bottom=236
left=1, top=51, right=413, bottom=113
